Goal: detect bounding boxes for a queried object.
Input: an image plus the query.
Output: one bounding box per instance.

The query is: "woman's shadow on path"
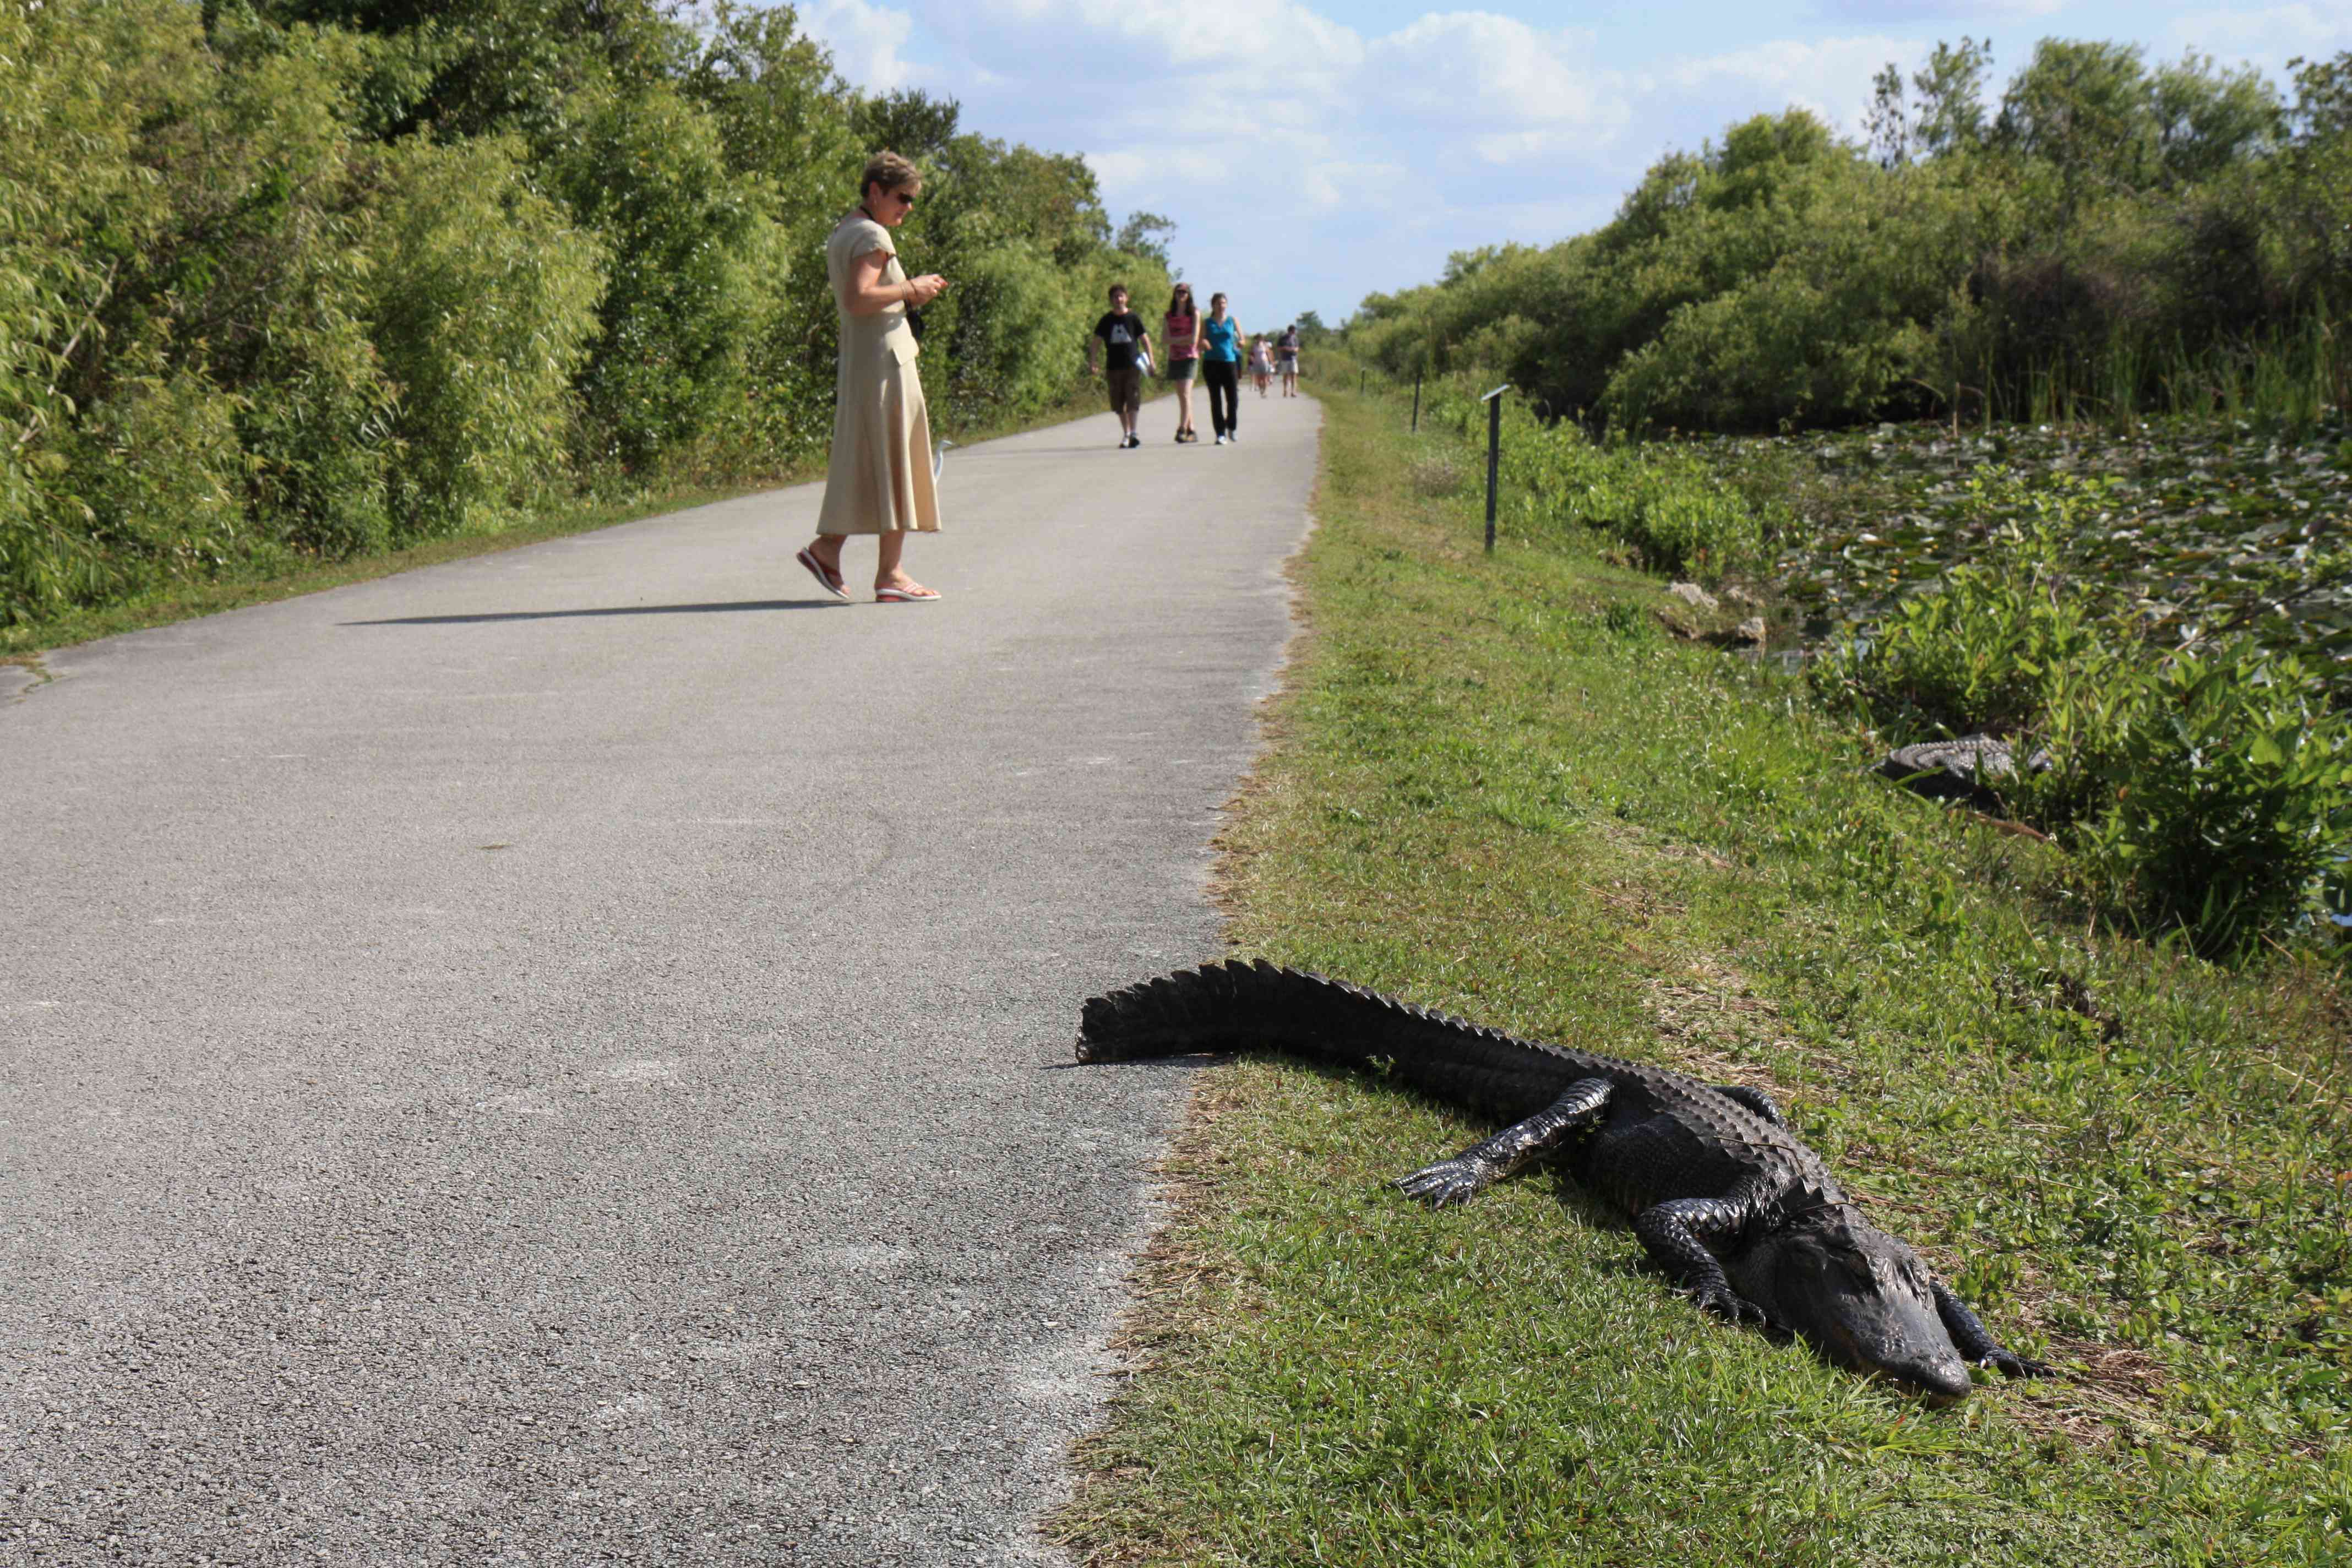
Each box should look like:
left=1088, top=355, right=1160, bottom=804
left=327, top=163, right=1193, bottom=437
left=343, top=599, right=845, bottom=626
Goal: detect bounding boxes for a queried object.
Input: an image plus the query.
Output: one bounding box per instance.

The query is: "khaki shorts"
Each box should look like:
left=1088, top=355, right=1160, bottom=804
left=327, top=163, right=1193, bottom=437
left=1106, top=363, right=1142, bottom=415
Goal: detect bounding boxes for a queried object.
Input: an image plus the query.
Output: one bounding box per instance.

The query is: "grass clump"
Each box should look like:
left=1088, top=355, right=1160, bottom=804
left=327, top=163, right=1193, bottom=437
left=1420, top=387, right=1770, bottom=582
left=1811, top=477, right=2352, bottom=956
left=1058, top=377, right=2352, bottom=1567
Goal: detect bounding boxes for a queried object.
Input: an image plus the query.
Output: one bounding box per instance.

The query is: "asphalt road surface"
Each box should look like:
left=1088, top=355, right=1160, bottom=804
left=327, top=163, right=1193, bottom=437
left=2, top=390, right=1321, bottom=1564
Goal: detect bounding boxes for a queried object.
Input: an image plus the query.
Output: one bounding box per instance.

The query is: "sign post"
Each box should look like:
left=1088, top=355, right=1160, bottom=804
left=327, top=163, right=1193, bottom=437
left=1479, top=383, right=1507, bottom=554
left=1411, top=373, right=1422, bottom=433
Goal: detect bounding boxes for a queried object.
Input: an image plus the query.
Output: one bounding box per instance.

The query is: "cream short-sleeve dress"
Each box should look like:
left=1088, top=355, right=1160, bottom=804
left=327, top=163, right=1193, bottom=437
left=816, top=211, right=941, bottom=536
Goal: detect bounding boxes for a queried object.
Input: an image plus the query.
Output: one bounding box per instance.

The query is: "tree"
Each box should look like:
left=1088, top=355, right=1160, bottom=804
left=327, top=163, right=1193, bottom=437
left=1913, top=38, right=1992, bottom=158
left=1997, top=39, right=2159, bottom=206
left=2150, top=52, right=2282, bottom=185
left=1114, top=210, right=1175, bottom=264
left=852, top=88, right=959, bottom=164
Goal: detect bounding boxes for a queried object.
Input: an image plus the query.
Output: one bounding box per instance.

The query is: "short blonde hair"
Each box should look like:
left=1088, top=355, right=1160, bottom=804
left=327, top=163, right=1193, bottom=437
left=860, top=150, right=923, bottom=200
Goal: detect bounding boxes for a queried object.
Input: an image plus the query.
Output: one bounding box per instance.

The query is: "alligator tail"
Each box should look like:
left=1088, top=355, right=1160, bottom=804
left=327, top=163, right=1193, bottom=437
left=1076, top=960, right=1580, bottom=1124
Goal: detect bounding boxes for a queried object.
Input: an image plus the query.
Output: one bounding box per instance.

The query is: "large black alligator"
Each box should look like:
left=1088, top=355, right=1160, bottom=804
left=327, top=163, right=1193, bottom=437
left=1079, top=960, right=2052, bottom=1401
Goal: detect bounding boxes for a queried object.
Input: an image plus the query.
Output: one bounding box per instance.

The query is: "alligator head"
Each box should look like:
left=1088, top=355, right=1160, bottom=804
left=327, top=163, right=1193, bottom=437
left=1729, top=1208, right=1973, bottom=1402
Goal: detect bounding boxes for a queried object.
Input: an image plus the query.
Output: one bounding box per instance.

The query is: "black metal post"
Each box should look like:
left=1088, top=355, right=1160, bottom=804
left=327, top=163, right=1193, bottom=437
left=1485, top=392, right=1501, bottom=554
left=1411, top=374, right=1422, bottom=432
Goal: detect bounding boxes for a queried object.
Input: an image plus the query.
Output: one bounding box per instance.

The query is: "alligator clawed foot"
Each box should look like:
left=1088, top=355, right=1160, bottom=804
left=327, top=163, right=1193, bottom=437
left=1692, top=1284, right=1770, bottom=1325
left=1984, top=1349, right=2056, bottom=1380
left=1396, top=1158, right=1487, bottom=1207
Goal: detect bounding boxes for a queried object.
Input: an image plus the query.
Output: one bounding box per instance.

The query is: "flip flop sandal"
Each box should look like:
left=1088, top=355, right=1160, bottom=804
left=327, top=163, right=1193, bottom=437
left=875, top=584, right=941, bottom=603
left=796, top=546, right=848, bottom=600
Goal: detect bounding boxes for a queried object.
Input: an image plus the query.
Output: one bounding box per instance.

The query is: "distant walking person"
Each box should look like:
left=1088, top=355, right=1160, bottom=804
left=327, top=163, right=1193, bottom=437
left=800, top=150, right=948, bottom=603
left=1163, top=282, right=1202, bottom=443
left=1278, top=323, right=1301, bottom=397
left=1251, top=335, right=1273, bottom=397
left=1199, top=292, right=1246, bottom=446
left=1087, top=284, right=1153, bottom=450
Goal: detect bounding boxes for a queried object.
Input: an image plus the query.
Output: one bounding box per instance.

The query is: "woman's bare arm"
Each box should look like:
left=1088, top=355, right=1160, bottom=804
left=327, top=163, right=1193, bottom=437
left=844, top=247, right=945, bottom=317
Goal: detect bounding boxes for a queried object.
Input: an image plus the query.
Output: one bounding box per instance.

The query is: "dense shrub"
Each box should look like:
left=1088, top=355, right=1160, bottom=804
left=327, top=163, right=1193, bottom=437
left=370, top=135, right=606, bottom=532
left=1436, top=396, right=1767, bottom=579
left=1, top=0, right=1166, bottom=630
left=1816, top=504, right=2352, bottom=954
left=66, top=357, right=256, bottom=591
left=552, top=83, right=774, bottom=471
left=1810, top=496, right=2121, bottom=737
left=2073, top=646, right=2351, bottom=954
left=1344, top=46, right=2350, bottom=434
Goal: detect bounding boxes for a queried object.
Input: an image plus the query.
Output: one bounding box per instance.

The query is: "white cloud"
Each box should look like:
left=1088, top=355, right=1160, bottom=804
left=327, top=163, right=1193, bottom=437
left=934, top=0, right=1364, bottom=80
left=1810, top=0, right=2059, bottom=20
left=1357, top=14, right=1624, bottom=155
left=2165, top=6, right=2352, bottom=75
left=799, top=0, right=921, bottom=91
left=1658, top=34, right=1914, bottom=139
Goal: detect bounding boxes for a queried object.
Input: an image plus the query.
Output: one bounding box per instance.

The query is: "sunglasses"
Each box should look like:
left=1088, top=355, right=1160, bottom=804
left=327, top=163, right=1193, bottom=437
left=891, top=190, right=917, bottom=208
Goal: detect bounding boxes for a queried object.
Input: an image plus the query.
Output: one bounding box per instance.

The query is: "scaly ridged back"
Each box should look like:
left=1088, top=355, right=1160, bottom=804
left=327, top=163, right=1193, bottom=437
left=1078, top=959, right=1664, bottom=1125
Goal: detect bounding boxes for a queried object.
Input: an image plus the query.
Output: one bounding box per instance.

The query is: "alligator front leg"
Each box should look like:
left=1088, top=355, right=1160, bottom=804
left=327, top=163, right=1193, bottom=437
left=1396, top=1077, right=1613, bottom=1207
left=1931, top=1279, right=2054, bottom=1379
left=1634, top=1195, right=1771, bottom=1325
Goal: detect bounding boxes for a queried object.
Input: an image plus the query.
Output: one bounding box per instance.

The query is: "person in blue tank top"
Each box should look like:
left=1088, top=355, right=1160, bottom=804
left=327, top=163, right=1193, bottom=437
left=1198, top=293, right=1248, bottom=445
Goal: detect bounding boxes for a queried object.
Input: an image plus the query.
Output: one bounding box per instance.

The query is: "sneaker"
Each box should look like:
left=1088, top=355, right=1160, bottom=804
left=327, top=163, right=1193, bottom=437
left=1227, top=431, right=1239, bottom=443
left=1215, top=433, right=1227, bottom=445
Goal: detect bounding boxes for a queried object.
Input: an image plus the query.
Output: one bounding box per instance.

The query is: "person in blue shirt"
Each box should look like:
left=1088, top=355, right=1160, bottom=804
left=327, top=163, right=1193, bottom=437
left=1198, top=293, right=1249, bottom=446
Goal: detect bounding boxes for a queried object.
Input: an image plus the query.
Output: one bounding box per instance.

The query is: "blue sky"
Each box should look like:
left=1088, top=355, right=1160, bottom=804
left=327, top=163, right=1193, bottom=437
left=787, top=0, right=2352, bottom=332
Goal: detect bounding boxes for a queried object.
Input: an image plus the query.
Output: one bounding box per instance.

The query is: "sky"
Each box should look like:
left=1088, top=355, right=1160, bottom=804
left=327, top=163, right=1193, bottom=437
left=783, top=0, right=2352, bottom=331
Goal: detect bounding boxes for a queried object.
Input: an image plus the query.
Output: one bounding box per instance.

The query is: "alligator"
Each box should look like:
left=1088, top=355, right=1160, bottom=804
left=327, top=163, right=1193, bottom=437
left=1078, top=960, right=2052, bottom=1402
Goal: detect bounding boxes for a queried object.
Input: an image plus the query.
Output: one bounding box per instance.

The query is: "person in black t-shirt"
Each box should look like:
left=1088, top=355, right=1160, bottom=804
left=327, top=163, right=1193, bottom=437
left=1086, top=284, right=1154, bottom=450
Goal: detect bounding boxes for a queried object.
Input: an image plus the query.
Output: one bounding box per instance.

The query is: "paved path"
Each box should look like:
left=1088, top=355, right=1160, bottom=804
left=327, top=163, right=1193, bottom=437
left=1, top=392, right=1321, bottom=1564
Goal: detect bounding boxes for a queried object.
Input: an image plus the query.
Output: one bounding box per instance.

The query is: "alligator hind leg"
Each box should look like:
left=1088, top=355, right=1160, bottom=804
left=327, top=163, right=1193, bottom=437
left=1396, top=1077, right=1613, bottom=1207
left=1931, top=1279, right=2054, bottom=1379
left=1634, top=1194, right=1772, bottom=1326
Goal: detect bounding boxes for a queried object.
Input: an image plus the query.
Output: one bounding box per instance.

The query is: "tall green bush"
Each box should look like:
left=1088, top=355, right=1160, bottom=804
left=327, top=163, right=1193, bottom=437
left=1, top=0, right=1180, bottom=635
left=1815, top=494, right=2352, bottom=954
left=1343, top=46, right=2350, bottom=434
left=2073, top=646, right=2351, bottom=955
left=0, top=0, right=194, bottom=621
left=370, top=135, right=606, bottom=532
left=552, top=83, right=775, bottom=470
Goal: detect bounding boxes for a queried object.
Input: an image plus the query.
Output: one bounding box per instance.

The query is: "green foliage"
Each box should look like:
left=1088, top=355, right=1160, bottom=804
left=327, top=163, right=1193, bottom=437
left=66, top=353, right=256, bottom=590
left=2073, top=646, right=2352, bottom=955
left=1343, top=42, right=2348, bottom=435
left=369, top=134, right=605, bottom=532
left=1065, top=384, right=2352, bottom=1565
left=1420, top=389, right=1767, bottom=580
left=2, top=0, right=1155, bottom=630
left=1815, top=484, right=2352, bottom=954
left=1811, top=493, right=2122, bottom=737
left=552, top=81, right=772, bottom=470
left=931, top=242, right=1088, bottom=417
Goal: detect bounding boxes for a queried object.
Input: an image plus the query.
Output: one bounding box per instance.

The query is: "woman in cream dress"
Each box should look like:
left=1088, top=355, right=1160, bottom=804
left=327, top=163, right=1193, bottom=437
left=798, top=151, right=949, bottom=603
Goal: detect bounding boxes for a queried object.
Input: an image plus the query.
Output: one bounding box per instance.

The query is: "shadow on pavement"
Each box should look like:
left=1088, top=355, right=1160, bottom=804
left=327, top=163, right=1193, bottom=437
left=344, top=599, right=842, bottom=626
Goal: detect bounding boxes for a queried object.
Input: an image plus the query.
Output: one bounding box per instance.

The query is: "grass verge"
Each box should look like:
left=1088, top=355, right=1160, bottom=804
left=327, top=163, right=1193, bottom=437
left=0, top=381, right=1162, bottom=662
left=1054, top=384, right=2352, bottom=1566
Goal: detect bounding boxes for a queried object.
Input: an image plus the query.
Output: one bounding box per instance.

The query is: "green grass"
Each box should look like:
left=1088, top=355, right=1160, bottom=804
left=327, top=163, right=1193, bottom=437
left=1054, top=383, right=2352, bottom=1566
